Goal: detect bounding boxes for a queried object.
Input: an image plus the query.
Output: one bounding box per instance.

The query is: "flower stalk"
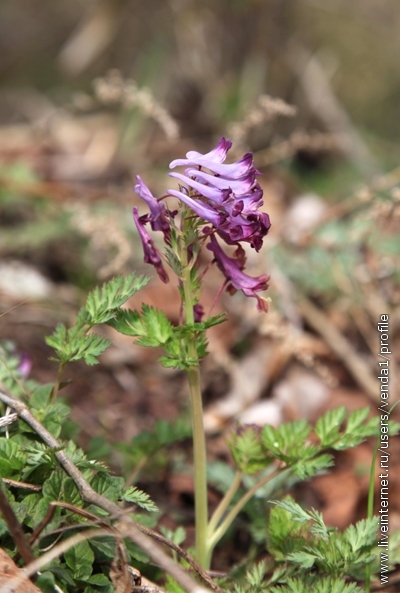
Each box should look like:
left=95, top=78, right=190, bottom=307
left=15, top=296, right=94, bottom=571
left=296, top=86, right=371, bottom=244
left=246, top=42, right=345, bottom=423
left=180, top=214, right=209, bottom=569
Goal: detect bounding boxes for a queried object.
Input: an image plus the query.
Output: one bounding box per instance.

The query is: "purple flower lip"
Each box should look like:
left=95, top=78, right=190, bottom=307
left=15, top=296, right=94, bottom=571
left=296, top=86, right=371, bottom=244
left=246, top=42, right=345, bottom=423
left=185, top=169, right=257, bottom=196
left=134, top=175, right=170, bottom=239
left=170, top=152, right=256, bottom=180
left=133, top=207, right=169, bottom=283
left=217, top=208, right=271, bottom=251
left=207, top=234, right=269, bottom=312
left=186, top=137, right=233, bottom=163
left=167, top=188, right=227, bottom=227
left=169, top=172, right=231, bottom=205
left=234, top=188, right=264, bottom=213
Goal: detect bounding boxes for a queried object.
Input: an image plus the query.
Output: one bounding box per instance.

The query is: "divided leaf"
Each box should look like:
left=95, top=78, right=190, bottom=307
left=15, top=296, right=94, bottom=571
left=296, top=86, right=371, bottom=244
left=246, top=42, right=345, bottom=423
left=315, top=407, right=346, bottom=447
left=84, top=273, right=149, bottom=325
left=107, top=308, right=146, bottom=337
left=46, top=325, right=111, bottom=365
left=229, top=426, right=273, bottom=474
left=141, top=304, right=174, bottom=345
left=122, top=486, right=159, bottom=512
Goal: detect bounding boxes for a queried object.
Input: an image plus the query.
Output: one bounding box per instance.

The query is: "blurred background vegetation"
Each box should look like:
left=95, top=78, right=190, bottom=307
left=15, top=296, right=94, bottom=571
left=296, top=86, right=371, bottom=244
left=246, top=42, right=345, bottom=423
left=1, top=0, right=400, bottom=159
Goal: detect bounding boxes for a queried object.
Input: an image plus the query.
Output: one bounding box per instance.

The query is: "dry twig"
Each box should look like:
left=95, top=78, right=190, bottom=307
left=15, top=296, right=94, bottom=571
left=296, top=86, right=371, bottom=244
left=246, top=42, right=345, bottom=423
left=297, top=298, right=380, bottom=403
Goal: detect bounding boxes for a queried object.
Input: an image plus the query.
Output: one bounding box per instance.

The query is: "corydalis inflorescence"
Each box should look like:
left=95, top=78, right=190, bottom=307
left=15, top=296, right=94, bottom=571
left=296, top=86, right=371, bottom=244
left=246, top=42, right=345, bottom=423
left=133, top=138, right=270, bottom=312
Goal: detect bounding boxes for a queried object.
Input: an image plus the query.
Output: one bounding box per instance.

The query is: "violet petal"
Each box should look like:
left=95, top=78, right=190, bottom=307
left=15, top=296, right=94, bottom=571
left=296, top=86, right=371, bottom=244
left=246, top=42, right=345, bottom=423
left=133, top=207, right=169, bottom=283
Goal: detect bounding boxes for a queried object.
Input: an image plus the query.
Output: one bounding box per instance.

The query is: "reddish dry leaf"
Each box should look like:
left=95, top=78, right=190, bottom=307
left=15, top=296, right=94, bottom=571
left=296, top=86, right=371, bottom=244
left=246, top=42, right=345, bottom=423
left=0, top=548, right=41, bottom=593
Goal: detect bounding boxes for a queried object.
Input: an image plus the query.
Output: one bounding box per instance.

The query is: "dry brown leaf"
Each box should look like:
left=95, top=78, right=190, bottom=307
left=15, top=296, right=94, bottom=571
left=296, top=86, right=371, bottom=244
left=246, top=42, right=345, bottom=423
left=0, top=548, right=41, bottom=593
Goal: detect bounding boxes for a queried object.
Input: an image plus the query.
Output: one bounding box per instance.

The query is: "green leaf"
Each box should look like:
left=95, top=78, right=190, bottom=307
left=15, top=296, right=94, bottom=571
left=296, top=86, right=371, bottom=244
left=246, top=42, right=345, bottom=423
left=46, top=324, right=111, bottom=365
left=64, top=540, right=94, bottom=580
left=89, top=536, right=116, bottom=561
left=261, top=425, right=284, bottom=457
left=122, top=486, right=158, bottom=512
left=286, top=550, right=317, bottom=569
left=165, top=248, right=183, bottom=276
left=90, top=473, right=125, bottom=501
left=160, top=525, right=186, bottom=547
left=229, top=426, right=272, bottom=473
left=0, top=458, right=12, bottom=477
left=45, top=563, right=76, bottom=587
left=307, top=509, right=332, bottom=539
left=158, top=356, right=184, bottom=369
left=64, top=477, right=82, bottom=506
left=267, top=499, right=308, bottom=561
left=343, top=517, right=379, bottom=552
left=165, top=574, right=186, bottom=593
left=207, top=461, right=237, bottom=495
left=246, top=560, right=267, bottom=587
left=315, top=407, right=346, bottom=446
left=345, top=407, right=370, bottom=433
left=141, top=304, right=174, bottom=345
left=85, top=273, right=149, bottom=325
left=0, top=438, right=26, bottom=475
left=292, top=454, right=333, bottom=479
left=24, top=495, right=54, bottom=529
left=42, top=470, right=65, bottom=500
left=269, top=577, right=364, bottom=593
left=33, top=400, right=71, bottom=438
left=271, top=499, right=313, bottom=524
left=36, top=571, right=56, bottom=593
left=82, top=334, right=112, bottom=365
left=29, top=384, right=53, bottom=409
left=107, top=308, right=146, bottom=337
left=86, top=573, right=112, bottom=585
left=0, top=518, right=9, bottom=537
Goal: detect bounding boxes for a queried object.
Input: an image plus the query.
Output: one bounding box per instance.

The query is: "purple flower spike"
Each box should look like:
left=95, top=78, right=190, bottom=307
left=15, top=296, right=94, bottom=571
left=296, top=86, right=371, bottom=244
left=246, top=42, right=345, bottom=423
left=134, top=176, right=170, bottom=240
left=133, top=207, right=169, bottom=283
left=207, top=235, right=269, bottom=312
left=167, top=188, right=227, bottom=227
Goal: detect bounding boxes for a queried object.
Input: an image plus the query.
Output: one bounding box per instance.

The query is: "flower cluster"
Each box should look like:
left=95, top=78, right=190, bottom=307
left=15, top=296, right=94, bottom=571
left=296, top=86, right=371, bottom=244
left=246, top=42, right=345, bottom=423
left=133, top=138, right=270, bottom=312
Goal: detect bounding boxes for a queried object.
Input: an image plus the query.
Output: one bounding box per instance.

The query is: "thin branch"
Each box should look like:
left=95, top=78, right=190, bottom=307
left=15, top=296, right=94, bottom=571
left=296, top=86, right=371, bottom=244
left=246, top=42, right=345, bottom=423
left=0, top=477, right=36, bottom=568
left=1, top=478, right=41, bottom=492
left=0, top=389, right=211, bottom=593
left=28, top=505, right=56, bottom=547
left=0, top=413, right=18, bottom=428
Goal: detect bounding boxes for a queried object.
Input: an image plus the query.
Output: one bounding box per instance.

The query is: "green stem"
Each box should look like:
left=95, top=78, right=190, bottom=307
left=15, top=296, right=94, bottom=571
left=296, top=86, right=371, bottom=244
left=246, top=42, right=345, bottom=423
left=208, top=471, right=243, bottom=537
left=207, top=466, right=288, bottom=554
left=180, top=232, right=209, bottom=569
left=51, top=362, right=66, bottom=403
